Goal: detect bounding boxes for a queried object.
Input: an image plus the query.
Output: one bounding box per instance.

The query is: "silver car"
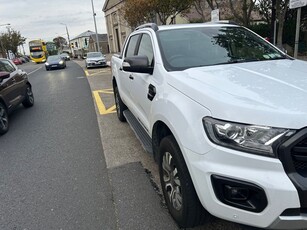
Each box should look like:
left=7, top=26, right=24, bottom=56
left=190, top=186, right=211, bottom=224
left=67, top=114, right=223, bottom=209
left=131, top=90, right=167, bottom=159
left=85, top=52, right=107, bottom=69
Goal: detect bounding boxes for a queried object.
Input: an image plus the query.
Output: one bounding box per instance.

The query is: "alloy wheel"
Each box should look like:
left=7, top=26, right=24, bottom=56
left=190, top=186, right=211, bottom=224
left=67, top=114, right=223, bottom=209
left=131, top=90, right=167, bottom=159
left=0, top=106, right=8, bottom=131
left=162, top=151, right=183, bottom=211
left=115, top=89, right=120, bottom=115
left=27, top=87, right=34, bottom=104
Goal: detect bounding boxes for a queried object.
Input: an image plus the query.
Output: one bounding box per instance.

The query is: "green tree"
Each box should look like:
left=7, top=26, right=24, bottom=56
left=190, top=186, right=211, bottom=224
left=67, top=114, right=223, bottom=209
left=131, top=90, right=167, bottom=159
left=123, top=0, right=156, bottom=28
left=53, top=36, right=67, bottom=50
left=0, top=29, right=26, bottom=56
left=153, top=0, right=195, bottom=24
left=122, top=0, right=195, bottom=27
left=257, top=0, right=272, bottom=24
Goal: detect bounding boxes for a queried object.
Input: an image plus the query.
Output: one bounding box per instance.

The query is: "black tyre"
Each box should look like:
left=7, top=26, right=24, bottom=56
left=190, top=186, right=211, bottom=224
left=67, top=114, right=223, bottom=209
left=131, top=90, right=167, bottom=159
left=22, top=85, right=34, bottom=108
left=159, top=135, right=206, bottom=228
left=113, top=84, right=127, bottom=122
left=0, top=102, right=9, bottom=135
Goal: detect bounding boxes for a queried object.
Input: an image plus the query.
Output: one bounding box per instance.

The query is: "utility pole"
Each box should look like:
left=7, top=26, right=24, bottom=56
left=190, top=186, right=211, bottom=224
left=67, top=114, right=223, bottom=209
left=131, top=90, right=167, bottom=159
left=60, top=23, right=74, bottom=57
left=91, top=0, right=101, bottom=52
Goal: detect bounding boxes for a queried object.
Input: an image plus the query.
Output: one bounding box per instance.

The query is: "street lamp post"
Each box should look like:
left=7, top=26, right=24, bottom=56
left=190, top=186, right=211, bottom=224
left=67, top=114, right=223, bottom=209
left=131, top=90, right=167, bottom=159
left=60, top=23, right=74, bottom=57
left=91, top=0, right=101, bottom=52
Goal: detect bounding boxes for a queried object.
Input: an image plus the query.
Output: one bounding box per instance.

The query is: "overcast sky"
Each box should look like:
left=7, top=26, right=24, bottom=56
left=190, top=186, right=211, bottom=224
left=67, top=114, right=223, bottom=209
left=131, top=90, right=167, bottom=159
left=0, top=0, right=107, bottom=54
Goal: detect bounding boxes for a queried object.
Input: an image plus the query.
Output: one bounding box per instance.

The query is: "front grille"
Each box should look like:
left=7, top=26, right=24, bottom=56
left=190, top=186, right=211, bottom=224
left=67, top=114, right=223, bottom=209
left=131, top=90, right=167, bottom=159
left=279, top=129, right=307, bottom=207
left=291, top=138, right=307, bottom=177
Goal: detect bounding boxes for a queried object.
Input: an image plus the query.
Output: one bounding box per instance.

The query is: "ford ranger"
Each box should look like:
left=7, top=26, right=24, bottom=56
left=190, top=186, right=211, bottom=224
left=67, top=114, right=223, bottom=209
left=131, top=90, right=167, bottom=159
left=111, top=22, right=307, bottom=229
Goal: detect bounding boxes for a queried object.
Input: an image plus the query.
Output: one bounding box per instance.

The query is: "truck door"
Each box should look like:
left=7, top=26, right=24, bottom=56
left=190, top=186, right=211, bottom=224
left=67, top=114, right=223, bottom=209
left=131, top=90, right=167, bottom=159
left=129, top=33, right=155, bottom=133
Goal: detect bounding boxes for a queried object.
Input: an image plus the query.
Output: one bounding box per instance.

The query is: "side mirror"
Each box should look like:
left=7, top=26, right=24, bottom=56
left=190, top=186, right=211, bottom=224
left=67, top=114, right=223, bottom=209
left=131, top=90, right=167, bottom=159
left=0, top=71, right=10, bottom=80
left=123, top=55, right=153, bottom=74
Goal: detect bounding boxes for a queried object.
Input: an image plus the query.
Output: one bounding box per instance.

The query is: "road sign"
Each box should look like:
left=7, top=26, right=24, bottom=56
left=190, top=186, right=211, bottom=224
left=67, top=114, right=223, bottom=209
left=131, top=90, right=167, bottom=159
left=211, top=9, right=219, bottom=22
left=290, top=0, right=307, bottom=9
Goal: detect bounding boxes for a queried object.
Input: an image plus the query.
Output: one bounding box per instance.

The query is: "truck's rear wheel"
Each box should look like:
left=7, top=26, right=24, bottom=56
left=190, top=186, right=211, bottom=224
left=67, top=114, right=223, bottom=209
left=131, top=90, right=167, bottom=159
left=159, top=135, right=206, bottom=228
left=114, top=84, right=127, bottom=122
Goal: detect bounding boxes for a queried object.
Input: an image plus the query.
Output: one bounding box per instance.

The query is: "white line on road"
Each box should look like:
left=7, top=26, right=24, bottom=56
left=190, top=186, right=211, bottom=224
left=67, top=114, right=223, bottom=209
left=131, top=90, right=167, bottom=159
left=28, top=67, right=42, bottom=75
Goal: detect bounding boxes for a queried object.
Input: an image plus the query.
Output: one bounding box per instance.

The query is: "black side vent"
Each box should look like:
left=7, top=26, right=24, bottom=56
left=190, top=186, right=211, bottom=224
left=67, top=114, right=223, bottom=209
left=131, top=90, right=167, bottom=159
left=291, top=138, right=307, bottom=177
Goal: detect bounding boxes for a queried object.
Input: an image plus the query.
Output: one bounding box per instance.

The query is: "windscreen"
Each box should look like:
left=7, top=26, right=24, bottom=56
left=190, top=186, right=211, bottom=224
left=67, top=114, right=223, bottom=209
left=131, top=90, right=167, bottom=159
left=157, top=26, right=286, bottom=71
left=47, top=55, right=61, bottom=61
left=87, top=52, right=102, bottom=58
left=30, top=51, right=44, bottom=58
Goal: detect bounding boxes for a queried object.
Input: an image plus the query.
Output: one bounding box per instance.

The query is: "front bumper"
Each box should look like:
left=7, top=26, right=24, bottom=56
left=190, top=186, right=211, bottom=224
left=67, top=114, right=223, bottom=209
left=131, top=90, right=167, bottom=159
left=184, top=145, right=304, bottom=229
left=269, top=209, right=307, bottom=229
left=46, top=63, right=65, bottom=69
left=86, top=61, right=107, bottom=67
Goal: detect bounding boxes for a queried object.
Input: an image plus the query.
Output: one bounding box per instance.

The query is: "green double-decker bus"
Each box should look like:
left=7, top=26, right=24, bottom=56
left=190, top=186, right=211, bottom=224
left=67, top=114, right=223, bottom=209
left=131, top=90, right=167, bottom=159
left=46, top=41, right=58, bottom=56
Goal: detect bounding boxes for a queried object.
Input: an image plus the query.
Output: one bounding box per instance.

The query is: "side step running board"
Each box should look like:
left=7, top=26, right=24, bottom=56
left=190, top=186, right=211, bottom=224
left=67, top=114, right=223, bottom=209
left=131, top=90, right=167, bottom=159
left=123, top=110, right=153, bottom=154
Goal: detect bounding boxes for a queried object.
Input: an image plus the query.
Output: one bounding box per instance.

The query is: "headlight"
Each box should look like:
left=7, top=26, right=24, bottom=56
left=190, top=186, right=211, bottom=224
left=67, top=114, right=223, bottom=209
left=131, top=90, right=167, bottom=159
left=45, top=62, right=49, bottom=66
left=203, top=117, right=295, bottom=157
left=59, top=60, right=64, bottom=64
left=42, top=59, right=46, bottom=62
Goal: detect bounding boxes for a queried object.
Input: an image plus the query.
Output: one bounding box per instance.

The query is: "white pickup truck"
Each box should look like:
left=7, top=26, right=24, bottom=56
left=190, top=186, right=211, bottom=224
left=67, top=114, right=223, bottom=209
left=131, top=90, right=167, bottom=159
left=111, top=22, right=307, bottom=229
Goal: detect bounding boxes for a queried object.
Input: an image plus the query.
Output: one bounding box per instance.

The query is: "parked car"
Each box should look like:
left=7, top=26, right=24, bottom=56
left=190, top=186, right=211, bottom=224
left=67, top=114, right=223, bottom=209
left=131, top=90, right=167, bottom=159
left=60, top=53, right=71, bottom=61
left=22, top=56, right=30, bottom=62
left=45, top=55, right=66, bottom=71
left=0, top=58, right=34, bottom=135
left=85, top=52, right=107, bottom=69
left=19, top=57, right=28, bottom=63
left=111, top=22, right=307, bottom=229
left=12, top=58, right=22, bottom=65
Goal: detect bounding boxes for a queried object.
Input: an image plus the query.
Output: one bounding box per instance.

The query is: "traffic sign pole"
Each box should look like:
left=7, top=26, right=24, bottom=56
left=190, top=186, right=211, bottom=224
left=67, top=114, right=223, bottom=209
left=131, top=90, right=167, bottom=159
left=294, top=7, right=301, bottom=58
left=290, top=0, right=307, bottom=58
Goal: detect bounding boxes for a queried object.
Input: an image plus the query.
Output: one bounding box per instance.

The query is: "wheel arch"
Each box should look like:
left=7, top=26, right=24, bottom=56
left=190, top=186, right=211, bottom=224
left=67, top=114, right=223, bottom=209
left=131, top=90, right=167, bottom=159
left=152, top=120, right=173, bottom=162
left=0, top=97, right=8, bottom=111
left=112, top=76, right=117, bottom=87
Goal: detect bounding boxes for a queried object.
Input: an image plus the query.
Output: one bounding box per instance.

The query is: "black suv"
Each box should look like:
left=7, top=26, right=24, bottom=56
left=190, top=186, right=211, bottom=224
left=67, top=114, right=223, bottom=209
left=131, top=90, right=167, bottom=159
left=0, top=58, right=34, bottom=135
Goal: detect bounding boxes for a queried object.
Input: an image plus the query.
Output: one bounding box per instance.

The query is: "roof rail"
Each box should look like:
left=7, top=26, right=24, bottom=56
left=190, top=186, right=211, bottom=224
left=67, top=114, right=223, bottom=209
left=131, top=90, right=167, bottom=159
left=135, top=23, right=159, bottom=32
left=205, top=20, right=239, bottom=25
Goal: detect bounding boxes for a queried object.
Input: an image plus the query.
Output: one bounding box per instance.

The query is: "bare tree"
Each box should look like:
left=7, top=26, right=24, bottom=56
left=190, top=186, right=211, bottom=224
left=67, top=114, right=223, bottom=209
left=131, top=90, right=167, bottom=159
left=191, top=0, right=226, bottom=22
left=229, top=0, right=257, bottom=26
left=276, top=0, right=289, bottom=47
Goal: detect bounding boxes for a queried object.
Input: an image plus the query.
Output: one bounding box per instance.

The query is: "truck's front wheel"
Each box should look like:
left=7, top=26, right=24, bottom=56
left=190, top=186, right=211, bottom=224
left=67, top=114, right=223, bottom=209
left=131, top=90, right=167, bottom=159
left=159, top=135, right=206, bottom=228
left=114, top=84, right=127, bottom=122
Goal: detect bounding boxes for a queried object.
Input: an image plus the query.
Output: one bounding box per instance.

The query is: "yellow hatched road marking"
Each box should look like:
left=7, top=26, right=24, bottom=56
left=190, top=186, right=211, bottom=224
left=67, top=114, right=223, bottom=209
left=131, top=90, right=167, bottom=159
left=85, top=70, right=89, bottom=77
left=92, top=89, right=116, bottom=115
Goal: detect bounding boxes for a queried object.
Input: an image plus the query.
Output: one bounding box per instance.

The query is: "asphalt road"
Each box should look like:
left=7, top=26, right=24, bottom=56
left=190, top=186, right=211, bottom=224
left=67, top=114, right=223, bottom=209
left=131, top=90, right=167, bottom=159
left=0, top=61, right=117, bottom=230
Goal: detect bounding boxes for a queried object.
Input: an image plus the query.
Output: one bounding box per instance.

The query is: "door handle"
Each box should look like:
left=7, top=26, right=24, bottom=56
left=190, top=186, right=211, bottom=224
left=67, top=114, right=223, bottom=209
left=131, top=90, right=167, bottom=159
left=129, top=75, right=134, bottom=80
left=147, top=84, right=156, bottom=101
